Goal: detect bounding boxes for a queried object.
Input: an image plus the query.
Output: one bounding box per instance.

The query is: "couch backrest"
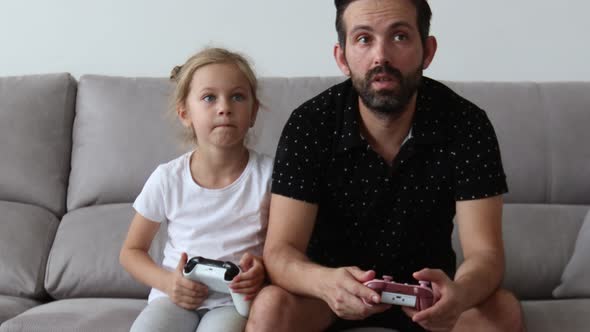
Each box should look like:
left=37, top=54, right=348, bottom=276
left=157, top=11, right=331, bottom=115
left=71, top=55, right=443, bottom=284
left=0, top=73, right=77, bottom=217
left=445, top=81, right=590, bottom=205
left=67, top=75, right=345, bottom=211
left=69, top=76, right=590, bottom=208
left=67, top=76, right=589, bottom=300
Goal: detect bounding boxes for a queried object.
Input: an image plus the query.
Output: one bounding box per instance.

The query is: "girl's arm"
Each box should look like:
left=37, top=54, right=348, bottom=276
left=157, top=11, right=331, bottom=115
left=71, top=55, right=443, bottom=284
left=119, top=213, right=168, bottom=291
left=119, top=212, right=208, bottom=309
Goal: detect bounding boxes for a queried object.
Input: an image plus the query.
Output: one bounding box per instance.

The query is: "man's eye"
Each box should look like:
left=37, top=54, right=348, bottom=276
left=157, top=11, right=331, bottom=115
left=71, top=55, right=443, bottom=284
left=393, top=34, right=408, bottom=42
left=232, top=94, right=245, bottom=102
left=203, top=95, right=215, bottom=102
left=357, top=36, right=370, bottom=44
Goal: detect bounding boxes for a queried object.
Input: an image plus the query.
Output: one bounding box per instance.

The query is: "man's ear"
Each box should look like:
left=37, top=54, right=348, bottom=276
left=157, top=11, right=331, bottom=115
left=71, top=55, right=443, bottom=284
left=422, top=36, right=438, bottom=70
left=333, top=43, right=351, bottom=77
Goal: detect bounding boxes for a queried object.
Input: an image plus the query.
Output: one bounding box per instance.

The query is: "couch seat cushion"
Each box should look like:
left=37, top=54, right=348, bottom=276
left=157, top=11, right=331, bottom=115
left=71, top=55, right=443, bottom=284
left=0, top=298, right=146, bottom=332
left=554, top=209, right=590, bottom=298
left=453, top=203, right=589, bottom=300
left=45, top=204, right=166, bottom=299
left=522, top=299, right=590, bottom=332
left=0, top=201, right=59, bottom=299
left=0, top=296, right=41, bottom=324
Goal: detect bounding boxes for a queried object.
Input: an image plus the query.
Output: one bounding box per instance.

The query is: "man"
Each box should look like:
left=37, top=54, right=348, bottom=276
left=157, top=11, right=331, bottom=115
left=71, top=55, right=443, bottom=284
left=247, top=0, right=525, bottom=331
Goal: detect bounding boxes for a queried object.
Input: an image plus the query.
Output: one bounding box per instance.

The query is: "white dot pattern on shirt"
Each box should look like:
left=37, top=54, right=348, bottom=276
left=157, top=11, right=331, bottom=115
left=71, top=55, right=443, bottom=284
left=271, top=78, right=507, bottom=278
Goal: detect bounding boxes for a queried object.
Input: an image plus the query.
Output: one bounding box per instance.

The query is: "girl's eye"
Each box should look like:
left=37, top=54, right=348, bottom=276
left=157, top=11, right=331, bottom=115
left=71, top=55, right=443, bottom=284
left=232, top=94, right=246, bottom=102
left=203, top=95, right=215, bottom=102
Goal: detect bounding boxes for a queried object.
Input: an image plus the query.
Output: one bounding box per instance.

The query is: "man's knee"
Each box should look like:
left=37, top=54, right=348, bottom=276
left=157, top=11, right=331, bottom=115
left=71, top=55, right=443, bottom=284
left=246, top=285, right=297, bottom=332
left=455, top=289, right=525, bottom=332
left=492, top=289, right=526, bottom=332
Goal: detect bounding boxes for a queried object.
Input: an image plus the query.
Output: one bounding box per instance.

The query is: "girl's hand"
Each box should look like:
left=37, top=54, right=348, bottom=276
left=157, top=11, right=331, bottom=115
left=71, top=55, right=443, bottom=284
left=229, top=252, right=266, bottom=300
left=166, top=252, right=209, bottom=310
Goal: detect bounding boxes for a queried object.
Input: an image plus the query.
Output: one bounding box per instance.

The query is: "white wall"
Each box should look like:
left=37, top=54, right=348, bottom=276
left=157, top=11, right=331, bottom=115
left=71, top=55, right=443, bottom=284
left=1, top=0, right=588, bottom=81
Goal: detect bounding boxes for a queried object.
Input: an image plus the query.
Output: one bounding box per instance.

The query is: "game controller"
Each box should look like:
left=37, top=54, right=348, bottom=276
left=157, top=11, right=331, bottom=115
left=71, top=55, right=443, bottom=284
left=183, top=256, right=251, bottom=317
left=364, top=276, right=435, bottom=311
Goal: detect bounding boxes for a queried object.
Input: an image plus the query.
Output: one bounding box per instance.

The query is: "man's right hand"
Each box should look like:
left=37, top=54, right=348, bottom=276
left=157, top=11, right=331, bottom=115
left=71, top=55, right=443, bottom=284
left=319, top=266, right=392, bottom=320
left=166, top=252, right=209, bottom=310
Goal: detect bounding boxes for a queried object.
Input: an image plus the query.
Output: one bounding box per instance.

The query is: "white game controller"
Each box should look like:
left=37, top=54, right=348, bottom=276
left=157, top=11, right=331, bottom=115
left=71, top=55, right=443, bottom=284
left=183, top=256, right=251, bottom=317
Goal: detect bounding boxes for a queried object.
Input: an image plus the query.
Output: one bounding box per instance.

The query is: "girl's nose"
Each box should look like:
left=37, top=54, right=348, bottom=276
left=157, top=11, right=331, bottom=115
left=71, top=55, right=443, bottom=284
left=217, top=99, right=232, bottom=116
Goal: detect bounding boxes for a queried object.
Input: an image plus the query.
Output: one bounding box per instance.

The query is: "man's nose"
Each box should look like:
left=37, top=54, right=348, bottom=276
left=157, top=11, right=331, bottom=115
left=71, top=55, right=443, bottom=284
left=372, top=39, right=390, bottom=66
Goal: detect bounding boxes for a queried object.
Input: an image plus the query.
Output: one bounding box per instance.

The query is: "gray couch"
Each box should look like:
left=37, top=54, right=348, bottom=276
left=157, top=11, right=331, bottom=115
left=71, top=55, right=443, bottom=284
left=0, top=73, right=589, bottom=332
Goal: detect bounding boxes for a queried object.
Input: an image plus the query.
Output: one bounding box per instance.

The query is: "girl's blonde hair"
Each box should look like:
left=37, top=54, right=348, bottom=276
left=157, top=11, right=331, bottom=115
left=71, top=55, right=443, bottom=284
left=169, top=47, right=259, bottom=145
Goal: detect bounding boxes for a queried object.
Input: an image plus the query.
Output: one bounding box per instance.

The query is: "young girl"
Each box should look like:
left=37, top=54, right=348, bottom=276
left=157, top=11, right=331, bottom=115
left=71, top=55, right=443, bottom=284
left=120, top=47, right=272, bottom=332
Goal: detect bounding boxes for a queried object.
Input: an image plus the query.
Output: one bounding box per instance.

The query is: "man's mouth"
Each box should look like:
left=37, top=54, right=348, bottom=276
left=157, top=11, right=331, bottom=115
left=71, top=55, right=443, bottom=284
left=371, top=74, right=398, bottom=89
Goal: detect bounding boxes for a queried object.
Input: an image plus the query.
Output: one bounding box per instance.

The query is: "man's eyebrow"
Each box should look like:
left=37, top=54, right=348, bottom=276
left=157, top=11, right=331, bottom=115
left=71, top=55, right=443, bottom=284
left=387, top=21, right=414, bottom=31
left=349, top=25, right=374, bottom=35
left=349, top=21, right=414, bottom=35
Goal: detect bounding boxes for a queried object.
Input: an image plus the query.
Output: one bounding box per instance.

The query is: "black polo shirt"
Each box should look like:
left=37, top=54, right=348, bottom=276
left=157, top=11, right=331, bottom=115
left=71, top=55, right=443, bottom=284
left=271, top=77, right=508, bottom=328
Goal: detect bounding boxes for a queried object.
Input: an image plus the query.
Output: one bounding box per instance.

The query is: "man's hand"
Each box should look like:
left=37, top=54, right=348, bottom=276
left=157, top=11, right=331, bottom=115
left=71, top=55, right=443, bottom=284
left=230, top=252, right=266, bottom=301
left=166, top=252, right=209, bottom=310
left=402, top=268, right=468, bottom=331
left=319, top=266, right=392, bottom=320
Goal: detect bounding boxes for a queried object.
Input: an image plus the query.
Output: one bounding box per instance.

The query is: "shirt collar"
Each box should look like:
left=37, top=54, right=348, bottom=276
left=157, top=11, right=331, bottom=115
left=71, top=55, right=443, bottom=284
left=335, top=77, right=447, bottom=154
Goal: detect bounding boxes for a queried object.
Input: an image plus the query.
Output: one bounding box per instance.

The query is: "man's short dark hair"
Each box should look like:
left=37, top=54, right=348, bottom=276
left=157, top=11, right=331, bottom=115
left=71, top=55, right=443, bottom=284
left=334, top=0, right=432, bottom=49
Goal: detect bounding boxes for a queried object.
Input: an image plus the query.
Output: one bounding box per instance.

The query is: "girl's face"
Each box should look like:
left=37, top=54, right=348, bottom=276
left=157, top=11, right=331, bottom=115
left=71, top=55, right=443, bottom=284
left=179, top=63, right=258, bottom=149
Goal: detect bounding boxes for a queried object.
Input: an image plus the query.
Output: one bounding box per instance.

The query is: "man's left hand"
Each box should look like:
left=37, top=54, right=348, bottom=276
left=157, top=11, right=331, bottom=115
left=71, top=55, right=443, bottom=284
left=402, top=268, right=468, bottom=331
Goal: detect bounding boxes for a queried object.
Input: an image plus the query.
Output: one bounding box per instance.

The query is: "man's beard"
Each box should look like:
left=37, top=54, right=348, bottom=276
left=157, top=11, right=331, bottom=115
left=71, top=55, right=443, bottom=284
left=351, top=63, right=422, bottom=117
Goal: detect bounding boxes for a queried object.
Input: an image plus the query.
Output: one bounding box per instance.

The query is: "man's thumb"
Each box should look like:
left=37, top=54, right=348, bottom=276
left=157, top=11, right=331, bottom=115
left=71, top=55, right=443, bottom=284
left=176, top=252, right=188, bottom=273
left=346, top=266, right=375, bottom=282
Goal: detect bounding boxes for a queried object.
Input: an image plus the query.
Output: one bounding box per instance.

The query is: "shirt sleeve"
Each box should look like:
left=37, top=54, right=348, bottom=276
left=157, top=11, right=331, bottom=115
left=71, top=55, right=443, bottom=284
left=133, top=166, right=167, bottom=222
left=271, top=108, right=322, bottom=204
left=452, top=108, right=508, bottom=201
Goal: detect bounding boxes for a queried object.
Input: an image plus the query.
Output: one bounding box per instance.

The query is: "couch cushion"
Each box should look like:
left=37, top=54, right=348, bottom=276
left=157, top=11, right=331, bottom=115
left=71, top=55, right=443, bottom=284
left=45, top=204, right=166, bottom=299
left=67, top=76, right=180, bottom=211
left=0, top=298, right=146, bottom=332
left=0, top=296, right=41, bottom=325
left=0, top=73, right=76, bottom=217
left=444, top=82, right=545, bottom=204
left=453, top=203, right=589, bottom=299
left=445, top=81, right=590, bottom=206
left=521, top=299, right=590, bottom=332
left=538, top=83, right=590, bottom=205
left=0, top=201, right=59, bottom=299
left=553, top=209, right=590, bottom=298
left=253, top=76, right=346, bottom=157
left=67, top=76, right=345, bottom=211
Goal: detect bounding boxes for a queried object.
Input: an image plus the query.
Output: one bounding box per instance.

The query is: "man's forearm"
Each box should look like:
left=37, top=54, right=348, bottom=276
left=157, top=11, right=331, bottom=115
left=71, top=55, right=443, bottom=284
left=264, top=243, right=329, bottom=299
left=454, top=249, right=504, bottom=311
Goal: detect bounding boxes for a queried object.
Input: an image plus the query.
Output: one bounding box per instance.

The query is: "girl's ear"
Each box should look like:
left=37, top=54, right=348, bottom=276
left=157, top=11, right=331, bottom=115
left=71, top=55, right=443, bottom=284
left=250, top=99, right=260, bottom=128
left=177, top=103, right=191, bottom=127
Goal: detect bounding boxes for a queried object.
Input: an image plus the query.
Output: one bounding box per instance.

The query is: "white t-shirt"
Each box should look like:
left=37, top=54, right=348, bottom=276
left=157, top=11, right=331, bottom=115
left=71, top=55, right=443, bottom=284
left=133, top=149, right=273, bottom=309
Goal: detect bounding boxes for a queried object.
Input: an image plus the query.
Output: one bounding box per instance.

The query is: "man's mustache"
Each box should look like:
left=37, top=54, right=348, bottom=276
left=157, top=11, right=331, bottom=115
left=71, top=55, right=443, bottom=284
left=366, top=64, right=403, bottom=82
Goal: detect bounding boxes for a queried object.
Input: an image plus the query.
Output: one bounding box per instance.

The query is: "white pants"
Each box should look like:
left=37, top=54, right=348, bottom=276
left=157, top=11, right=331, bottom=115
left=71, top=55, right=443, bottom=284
left=130, top=297, right=246, bottom=332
